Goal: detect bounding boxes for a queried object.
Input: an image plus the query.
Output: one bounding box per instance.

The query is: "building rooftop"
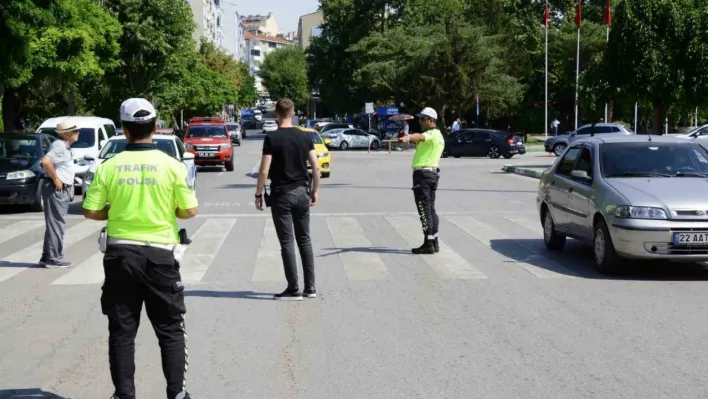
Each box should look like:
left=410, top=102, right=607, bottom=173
left=245, top=31, right=292, bottom=45
left=242, top=13, right=272, bottom=22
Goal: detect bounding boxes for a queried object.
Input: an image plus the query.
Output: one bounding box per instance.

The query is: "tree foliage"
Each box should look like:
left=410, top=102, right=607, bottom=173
left=259, top=46, right=310, bottom=106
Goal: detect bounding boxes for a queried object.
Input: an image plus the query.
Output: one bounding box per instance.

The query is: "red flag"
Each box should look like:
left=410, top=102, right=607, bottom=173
left=543, top=1, right=549, bottom=28
left=575, top=0, right=582, bottom=28
left=603, top=0, right=612, bottom=27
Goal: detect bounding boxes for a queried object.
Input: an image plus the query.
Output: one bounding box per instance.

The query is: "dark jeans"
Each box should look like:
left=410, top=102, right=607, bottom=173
left=412, top=169, right=440, bottom=238
left=270, top=185, right=315, bottom=291
left=101, top=245, right=188, bottom=399
left=42, top=182, right=71, bottom=262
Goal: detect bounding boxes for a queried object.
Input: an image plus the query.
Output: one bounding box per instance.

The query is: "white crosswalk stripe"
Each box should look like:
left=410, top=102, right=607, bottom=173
left=0, top=213, right=582, bottom=287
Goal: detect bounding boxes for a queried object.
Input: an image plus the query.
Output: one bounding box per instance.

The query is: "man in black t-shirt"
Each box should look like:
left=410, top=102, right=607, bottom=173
left=255, top=98, right=321, bottom=301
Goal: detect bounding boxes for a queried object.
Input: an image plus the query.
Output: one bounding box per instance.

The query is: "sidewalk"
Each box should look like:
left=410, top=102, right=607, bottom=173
left=501, top=164, right=550, bottom=179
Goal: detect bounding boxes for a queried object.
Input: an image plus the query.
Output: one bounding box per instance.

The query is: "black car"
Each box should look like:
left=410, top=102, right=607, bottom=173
left=0, top=132, right=71, bottom=211
left=442, top=129, right=526, bottom=159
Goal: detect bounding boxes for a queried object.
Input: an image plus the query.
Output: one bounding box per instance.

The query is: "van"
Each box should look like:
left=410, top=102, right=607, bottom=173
left=254, top=110, right=263, bottom=122
left=36, top=116, right=118, bottom=193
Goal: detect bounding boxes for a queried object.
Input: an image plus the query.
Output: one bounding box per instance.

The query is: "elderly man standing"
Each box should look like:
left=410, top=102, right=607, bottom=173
left=39, top=119, right=78, bottom=268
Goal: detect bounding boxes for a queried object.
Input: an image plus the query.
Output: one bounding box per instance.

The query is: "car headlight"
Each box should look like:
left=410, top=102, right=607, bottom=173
left=6, top=170, right=35, bottom=180
left=84, top=171, right=94, bottom=184
left=220, top=143, right=230, bottom=149
left=185, top=144, right=195, bottom=151
left=614, top=206, right=668, bottom=220
left=317, top=152, right=329, bottom=158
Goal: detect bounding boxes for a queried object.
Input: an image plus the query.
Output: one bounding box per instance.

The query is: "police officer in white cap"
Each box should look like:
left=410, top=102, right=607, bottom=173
left=398, top=107, right=445, bottom=254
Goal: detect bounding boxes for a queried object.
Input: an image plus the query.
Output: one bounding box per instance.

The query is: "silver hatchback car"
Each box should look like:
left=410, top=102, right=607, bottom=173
left=537, top=134, right=708, bottom=274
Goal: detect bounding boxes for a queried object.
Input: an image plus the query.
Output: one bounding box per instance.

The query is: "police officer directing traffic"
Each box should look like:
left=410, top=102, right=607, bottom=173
left=398, top=107, right=445, bottom=254
left=82, top=98, right=198, bottom=399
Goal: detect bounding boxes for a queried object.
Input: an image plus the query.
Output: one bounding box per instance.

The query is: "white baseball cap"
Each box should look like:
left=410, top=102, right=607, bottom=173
left=416, top=107, right=438, bottom=120
left=120, top=98, right=157, bottom=122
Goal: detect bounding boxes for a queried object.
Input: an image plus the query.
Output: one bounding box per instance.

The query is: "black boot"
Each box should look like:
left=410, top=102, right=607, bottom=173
left=433, top=237, right=439, bottom=253
left=412, top=238, right=436, bottom=255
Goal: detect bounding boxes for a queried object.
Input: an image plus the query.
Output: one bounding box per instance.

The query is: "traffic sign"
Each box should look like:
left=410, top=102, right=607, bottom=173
left=365, top=102, right=374, bottom=114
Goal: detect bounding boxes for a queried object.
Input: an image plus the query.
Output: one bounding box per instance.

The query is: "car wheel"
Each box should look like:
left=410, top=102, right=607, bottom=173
left=322, top=172, right=330, bottom=178
left=503, top=154, right=514, bottom=159
left=339, top=141, right=349, bottom=150
left=487, top=146, right=501, bottom=159
left=593, top=219, right=622, bottom=274
left=225, top=156, right=234, bottom=172
left=542, top=208, right=566, bottom=250
left=553, top=143, right=567, bottom=156
left=30, top=181, right=44, bottom=212
left=370, top=140, right=380, bottom=150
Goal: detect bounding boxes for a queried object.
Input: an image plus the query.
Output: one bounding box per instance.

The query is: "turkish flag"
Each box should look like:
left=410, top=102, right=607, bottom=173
left=575, top=0, right=582, bottom=28
left=604, top=0, right=612, bottom=27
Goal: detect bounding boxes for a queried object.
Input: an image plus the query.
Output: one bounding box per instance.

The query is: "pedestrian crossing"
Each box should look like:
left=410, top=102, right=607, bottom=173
left=0, top=213, right=584, bottom=287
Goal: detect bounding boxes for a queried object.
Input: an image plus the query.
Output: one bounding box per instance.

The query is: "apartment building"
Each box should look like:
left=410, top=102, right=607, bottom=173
left=187, top=0, right=224, bottom=46
left=242, top=13, right=279, bottom=37
left=220, top=2, right=246, bottom=61
left=297, top=10, right=323, bottom=50
left=245, top=32, right=293, bottom=95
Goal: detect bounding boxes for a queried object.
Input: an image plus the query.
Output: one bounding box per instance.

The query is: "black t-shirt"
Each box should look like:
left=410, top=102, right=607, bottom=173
left=262, top=127, right=315, bottom=191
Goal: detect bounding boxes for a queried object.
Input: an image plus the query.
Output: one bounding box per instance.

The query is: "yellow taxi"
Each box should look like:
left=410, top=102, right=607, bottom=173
left=295, top=126, right=332, bottom=178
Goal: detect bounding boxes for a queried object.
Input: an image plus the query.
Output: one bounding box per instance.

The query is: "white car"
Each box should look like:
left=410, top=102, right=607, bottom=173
left=321, top=128, right=382, bottom=150
left=669, top=124, right=708, bottom=140
left=262, top=121, right=278, bottom=133
left=81, top=134, right=196, bottom=200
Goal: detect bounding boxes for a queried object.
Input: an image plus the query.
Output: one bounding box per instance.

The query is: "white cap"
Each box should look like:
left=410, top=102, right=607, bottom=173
left=120, top=98, right=157, bottom=122
left=416, top=107, right=438, bottom=120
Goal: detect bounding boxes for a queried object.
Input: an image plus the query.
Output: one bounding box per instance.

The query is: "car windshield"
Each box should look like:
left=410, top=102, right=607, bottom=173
left=99, top=139, right=177, bottom=160
left=187, top=126, right=227, bottom=138
left=39, top=127, right=96, bottom=148
left=601, top=142, right=708, bottom=177
left=0, top=137, right=39, bottom=171
left=306, top=132, right=323, bottom=144
left=226, top=124, right=239, bottom=131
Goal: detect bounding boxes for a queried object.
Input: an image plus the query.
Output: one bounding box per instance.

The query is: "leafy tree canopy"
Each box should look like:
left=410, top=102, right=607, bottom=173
left=259, top=46, right=310, bottom=106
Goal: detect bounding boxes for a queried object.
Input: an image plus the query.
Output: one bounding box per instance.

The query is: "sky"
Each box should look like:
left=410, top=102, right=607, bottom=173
left=235, top=0, right=320, bottom=33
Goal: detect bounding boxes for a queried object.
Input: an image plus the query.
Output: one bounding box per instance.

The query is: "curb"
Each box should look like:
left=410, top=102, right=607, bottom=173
left=501, top=165, right=545, bottom=179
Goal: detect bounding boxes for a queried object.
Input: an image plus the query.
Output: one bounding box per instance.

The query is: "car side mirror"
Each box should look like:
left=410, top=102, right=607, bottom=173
left=183, top=152, right=195, bottom=160
left=571, top=170, right=591, bottom=181
left=84, top=153, right=95, bottom=161
left=324, top=139, right=331, bottom=145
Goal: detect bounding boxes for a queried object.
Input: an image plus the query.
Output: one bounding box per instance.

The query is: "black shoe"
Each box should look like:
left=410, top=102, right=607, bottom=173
left=44, top=260, right=72, bottom=268
left=412, top=240, right=435, bottom=255
left=303, top=288, right=317, bottom=298
left=274, top=289, right=303, bottom=301
left=433, top=238, right=439, bottom=253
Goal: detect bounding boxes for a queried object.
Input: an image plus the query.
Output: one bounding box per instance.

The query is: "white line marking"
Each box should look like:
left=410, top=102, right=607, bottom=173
left=0, top=220, right=44, bottom=245
left=217, top=172, right=224, bottom=176
left=385, top=216, right=487, bottom=279
left=506, top=217, right=543, bottom=234
left=250, top=160, right=261, bottom=175
left=252, top=218, right=290, bottom=282
left=0, top=220, right=105, bottom=283
left=51, top=252, right=105, bottom=285
left=446, top=216, right=573, bottom=279
left=180, top=218, right=236, bottom=282
left=326, top=217, right=388, bottom=280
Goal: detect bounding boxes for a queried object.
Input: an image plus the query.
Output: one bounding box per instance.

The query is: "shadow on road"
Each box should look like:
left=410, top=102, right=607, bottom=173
left=0, top=389, right=68, bottom=398
left=185, top=290, right=273, bottom=300
left=319, top=247, right=411, bottom=257
left=490, top=238, right=708, bottom=281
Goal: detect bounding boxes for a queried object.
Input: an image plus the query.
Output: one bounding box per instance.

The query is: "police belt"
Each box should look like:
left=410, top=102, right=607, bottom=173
left=412, top=166, right=439, bottom=172
left=107, top=237, right=175, bottom=251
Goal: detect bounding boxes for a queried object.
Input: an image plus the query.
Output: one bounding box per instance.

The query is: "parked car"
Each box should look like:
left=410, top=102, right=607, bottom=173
left=544, top=123, right=633, bottom=156
left=443, top=129, right=525, bottom=159
left=36, top=116, right=118, bottom=193
left=262, top=120, right=278, bottom=134
left=0, top=132, right=72, bottom=211
left=226, top=123, right=241, bottom=145
left=295, top=126, right=332, bottom=178
left=537, top=134, right=708, bottom=274
left=183, top=117, right=234, bottom=171
left=82, top=134, right=196, bottom=200
left=318, top=123, right=353, bottom=133
left=320, top=128, right=382, bottom=150
left=669, top=124, right=708, bottom=140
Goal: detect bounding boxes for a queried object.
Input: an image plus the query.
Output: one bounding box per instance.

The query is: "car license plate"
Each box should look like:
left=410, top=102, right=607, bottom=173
left=198, top=152, right=215, bottom=158
left=673, top=232, right=708, bottom=245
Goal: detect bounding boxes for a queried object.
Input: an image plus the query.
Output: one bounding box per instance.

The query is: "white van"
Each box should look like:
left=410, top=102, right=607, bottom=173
left=254, top=110, right=263, bottom=121
left=36, top=116, right=118, bottom=192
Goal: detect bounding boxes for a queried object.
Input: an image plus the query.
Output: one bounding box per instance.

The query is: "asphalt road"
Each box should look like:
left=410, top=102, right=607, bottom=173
left=1, top=127, right=708, bottom=398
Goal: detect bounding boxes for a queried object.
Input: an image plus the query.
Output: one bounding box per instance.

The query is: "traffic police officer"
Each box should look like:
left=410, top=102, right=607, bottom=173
left=398, top=107, right=445, bottom=254
left=82, top=98, right=198, bottom=399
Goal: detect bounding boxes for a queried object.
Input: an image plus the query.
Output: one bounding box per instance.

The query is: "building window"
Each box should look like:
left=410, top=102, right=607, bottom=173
left=251, top=49, right=260, bottom=56
left=217, top=16, right=221, bottom=27
left=268, top=42, right=277, bottom=48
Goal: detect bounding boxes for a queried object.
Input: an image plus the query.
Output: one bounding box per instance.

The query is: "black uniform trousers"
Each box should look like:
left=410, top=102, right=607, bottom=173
left=412, top=169, right=440, bottom=238
left=101, top=244, right=188, bottom=399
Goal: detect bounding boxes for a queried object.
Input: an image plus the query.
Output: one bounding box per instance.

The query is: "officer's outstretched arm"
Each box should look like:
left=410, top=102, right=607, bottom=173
left=175, top=166, right=199, bottom=219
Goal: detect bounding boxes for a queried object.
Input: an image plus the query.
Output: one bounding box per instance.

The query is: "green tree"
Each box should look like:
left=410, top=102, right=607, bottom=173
left=0, top=0, right=121, bottom=131
left=259, top=47, right=310, bottom=106
left=199, top=39, right=244, bottom=100
left=237, top=62, right=258, bottom=107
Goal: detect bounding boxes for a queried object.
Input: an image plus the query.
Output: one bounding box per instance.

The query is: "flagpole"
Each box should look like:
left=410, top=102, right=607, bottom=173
left=544, top=6, right=549, bottom=139
left=604, top=25, right=609, bottom=122
left=634, top=102, right=638, bottom=134
left=574, top=25, right=580, bottom=130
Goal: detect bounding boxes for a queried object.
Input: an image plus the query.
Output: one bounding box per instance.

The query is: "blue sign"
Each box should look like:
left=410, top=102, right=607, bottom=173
left=376, top=106, right=398, bottom=117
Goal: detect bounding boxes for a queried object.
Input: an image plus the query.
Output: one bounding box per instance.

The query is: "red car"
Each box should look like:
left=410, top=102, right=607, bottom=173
left=183, top=117, right=234, bottom=171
